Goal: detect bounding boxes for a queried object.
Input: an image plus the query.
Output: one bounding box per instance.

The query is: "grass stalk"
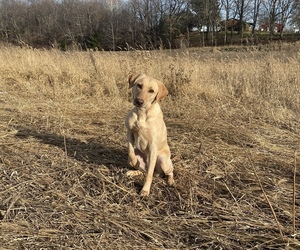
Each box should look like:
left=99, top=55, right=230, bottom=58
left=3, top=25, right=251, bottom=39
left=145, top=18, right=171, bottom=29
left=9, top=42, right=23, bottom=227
left=245, top=150, right=284, bottom=240
left=63, top=133, right=69, bottom=169
left=293, top=151, right=297, bottom=237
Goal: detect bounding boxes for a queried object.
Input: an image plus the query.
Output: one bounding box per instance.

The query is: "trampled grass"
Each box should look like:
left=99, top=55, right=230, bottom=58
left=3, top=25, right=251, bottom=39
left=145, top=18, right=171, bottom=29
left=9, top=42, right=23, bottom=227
left=0, top=43, right=300, bottom=249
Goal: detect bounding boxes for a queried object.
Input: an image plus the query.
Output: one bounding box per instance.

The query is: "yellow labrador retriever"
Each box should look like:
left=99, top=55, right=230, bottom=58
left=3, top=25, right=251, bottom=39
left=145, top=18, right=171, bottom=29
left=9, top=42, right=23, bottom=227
left=125, top=73, right=174, bottom=196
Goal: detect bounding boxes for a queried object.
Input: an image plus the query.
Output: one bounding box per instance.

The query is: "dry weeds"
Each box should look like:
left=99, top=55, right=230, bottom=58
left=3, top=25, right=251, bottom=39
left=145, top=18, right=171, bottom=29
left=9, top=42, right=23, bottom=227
left=0, top=44, right=300, bottom=249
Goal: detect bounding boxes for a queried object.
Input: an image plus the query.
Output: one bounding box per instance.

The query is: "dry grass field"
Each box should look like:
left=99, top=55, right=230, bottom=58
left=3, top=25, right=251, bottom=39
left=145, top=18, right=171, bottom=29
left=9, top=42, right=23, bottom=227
left=0, top=43, right=300, bottom=249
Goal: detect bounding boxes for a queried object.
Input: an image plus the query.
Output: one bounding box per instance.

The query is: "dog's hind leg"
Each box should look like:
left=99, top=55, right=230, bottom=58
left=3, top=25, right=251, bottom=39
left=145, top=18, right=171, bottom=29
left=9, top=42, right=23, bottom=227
left=157, top=155, right=174, bottom=186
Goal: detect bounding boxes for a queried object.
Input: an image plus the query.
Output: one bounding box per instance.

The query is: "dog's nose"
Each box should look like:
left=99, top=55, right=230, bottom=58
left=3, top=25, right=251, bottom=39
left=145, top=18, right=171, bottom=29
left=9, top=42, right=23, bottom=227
left=134, top=98, right=144, bottom=107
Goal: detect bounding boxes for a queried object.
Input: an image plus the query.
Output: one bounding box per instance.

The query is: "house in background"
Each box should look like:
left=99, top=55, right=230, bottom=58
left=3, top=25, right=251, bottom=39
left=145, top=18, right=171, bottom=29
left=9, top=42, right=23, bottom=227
left=259, top=23, right=283, bottom=33
left=219, top=19, right=253, bottom=32
left=293, top=25, right=299, bottom=33
left=191, top=24, right=221, bottom=33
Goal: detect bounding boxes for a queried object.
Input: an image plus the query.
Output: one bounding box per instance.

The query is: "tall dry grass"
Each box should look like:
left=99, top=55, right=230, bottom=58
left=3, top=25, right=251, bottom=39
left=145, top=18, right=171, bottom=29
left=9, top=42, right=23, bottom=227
left=1, top=44, right=299, bottom=117
left=0, top=43, right=300, bottom=249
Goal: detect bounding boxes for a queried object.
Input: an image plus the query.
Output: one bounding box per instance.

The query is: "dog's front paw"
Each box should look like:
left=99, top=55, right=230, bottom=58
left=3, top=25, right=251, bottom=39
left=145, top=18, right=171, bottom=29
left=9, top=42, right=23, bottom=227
left=140, top=189, right=150, bottom=197
left=125, top=170, right=143, bottom=177
left=128, top=158, right=140, bottom=170
left=167, top=175, right=175, bottom=186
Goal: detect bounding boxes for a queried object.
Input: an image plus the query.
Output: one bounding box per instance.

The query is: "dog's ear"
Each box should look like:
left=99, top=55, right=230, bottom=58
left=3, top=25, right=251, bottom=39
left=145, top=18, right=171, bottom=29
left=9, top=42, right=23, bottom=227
left=128, top=73, right=141, bottom=88
left=155, top=81, right=169, bottom=102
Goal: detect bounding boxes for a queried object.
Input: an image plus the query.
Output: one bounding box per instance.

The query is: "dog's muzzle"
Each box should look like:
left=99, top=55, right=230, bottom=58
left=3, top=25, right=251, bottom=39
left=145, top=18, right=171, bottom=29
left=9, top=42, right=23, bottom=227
left=134, top=98, right=144, bottom=107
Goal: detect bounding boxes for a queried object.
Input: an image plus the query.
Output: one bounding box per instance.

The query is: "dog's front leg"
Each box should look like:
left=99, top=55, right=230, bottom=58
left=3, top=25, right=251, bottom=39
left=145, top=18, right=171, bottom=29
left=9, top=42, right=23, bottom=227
left=127, top=131, right=139, bottom=168
left=140, top=145, right=157, bottom=197
left=126, top=131, right=143, bottom=177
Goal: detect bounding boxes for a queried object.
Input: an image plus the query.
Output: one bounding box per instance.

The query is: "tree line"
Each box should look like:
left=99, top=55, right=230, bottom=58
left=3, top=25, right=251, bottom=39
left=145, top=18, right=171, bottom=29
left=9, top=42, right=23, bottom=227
left=0, top=0, right=299, bottom=50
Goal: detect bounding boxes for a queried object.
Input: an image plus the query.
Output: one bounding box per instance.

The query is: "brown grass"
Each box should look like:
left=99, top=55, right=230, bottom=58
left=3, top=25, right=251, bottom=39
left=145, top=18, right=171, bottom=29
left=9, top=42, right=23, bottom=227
left=1, top=43, right=300, bottom=249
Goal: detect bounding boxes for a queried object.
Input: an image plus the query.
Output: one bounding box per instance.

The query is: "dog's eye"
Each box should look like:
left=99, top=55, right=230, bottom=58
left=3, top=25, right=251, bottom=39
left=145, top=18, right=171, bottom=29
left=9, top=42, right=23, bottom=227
left=148, top=89, right=154, bottom=93
left=136, top=83, right=142, bottom=89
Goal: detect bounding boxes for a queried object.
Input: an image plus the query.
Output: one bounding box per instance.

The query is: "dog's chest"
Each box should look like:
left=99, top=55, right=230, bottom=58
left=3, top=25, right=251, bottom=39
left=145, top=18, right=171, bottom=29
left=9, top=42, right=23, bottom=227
left=127, top=111, right=148, bottom=131
left=130, top=118, right=151, bottom=151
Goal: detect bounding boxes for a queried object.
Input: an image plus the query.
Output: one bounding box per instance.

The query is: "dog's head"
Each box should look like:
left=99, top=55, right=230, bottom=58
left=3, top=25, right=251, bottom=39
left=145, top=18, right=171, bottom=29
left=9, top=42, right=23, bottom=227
left=128, top=73, right=168, bottom=109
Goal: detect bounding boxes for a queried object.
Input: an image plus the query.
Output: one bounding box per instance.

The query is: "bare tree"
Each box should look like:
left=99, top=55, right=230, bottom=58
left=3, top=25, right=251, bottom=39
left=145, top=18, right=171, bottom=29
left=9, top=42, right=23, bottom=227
left=126, top=0, right=141, bottom=48
left=233, top=0, right=252, bottom=34
left=26, top=0, right=59, bottom=46
left=262, top=0, right=299, bottom=38
left=251, top=0, right=263, bottom=33
left=220, top=0, right=236, bottom=44
left=59, top=0, right=83, bottom=46
left=126, top=0, right=188, bottom=49
left=277, top=0, right=300, bottom=37
left=163, top=0, right=187, bottom=47
left=291, top=0, right=300, bottom=28
left=0, top=0, right=29, bottom=44
left=190, top=0, right=220, bottom=46
left=138, top=0, right=162, bottom=48
left=102, top=0, right=124, bottom=50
